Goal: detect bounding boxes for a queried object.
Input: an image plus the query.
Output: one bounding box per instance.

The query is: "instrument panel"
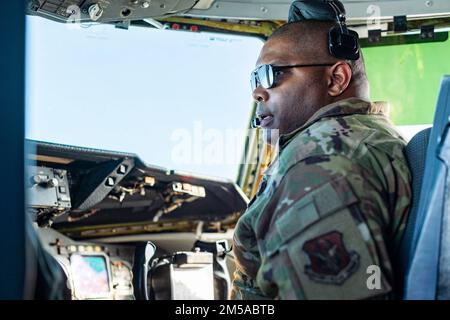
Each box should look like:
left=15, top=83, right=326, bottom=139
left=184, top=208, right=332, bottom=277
left=36, top=226, right=225, bottom=300
left=38, top=227, right=135, bottom=300
left=27, top=140, right=243, bottom=300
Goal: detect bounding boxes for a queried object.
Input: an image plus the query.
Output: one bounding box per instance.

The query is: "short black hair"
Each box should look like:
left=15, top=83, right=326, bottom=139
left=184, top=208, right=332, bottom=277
left=269, top=21, right=368, bottom=86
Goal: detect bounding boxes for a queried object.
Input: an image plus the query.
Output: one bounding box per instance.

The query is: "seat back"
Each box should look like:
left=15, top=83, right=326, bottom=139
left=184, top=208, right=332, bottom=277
left=399, top=75, right=450, bottom=299
left=395, top=127, right=431, bottom=297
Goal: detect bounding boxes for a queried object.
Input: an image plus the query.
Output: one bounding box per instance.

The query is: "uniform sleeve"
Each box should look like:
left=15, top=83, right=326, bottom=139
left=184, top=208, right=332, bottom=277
left=256, top=154, right=397, bottom=300
left=231, top=264, right=273, bottom=299
left=230, top=213, right=272, bottom=300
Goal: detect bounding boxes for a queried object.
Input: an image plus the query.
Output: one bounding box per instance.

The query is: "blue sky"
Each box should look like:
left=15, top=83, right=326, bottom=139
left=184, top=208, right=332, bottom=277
left=25, top=16, right=264, bottom=181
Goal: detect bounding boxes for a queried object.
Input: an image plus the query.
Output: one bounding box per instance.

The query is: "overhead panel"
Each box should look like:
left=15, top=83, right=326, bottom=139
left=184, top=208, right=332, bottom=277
left=26, top=0, right=200, bottom=23
left=186, top=0, right=450, bottom=21
left=26, top=0, right=450, bottom=23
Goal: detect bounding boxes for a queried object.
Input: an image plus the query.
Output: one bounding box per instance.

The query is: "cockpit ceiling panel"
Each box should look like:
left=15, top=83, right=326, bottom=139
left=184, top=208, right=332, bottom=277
left=186, top=0, right=450, bottom=21
left=27, top=0, right=450, bottom=23
left=26, top=0, right=200, bottom=23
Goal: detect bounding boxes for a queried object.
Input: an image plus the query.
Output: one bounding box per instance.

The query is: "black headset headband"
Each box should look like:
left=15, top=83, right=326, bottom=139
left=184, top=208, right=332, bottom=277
left=288, top=0, right=345, bottom=22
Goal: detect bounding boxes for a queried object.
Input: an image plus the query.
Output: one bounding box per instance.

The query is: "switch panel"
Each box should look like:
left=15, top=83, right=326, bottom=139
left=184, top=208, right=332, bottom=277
left=27, top=166, right=71, bottom=209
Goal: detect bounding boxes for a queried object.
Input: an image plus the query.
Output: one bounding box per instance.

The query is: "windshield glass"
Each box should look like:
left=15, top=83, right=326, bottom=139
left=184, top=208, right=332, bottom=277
left=26, top=16, right=263, bottom=181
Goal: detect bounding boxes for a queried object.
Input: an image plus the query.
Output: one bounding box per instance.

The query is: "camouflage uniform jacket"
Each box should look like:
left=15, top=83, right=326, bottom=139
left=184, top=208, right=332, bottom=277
left=231, top=98, right=411, bottom=300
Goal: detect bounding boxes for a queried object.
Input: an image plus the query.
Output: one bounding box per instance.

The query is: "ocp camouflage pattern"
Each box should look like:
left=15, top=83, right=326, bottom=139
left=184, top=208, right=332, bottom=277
left=231, top=98, right=412, bottom=300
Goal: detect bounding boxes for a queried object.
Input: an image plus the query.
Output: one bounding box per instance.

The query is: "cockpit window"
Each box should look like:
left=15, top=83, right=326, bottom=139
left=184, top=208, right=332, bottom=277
left=25, top=16, right=264, bottom=180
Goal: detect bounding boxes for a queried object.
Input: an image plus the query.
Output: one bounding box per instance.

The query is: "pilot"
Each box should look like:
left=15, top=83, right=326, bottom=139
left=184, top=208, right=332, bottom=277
left=231, top=0, right=411, bottom=299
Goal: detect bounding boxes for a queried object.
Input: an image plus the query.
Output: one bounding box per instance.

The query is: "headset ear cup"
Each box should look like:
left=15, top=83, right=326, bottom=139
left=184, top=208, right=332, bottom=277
left=328, top=26, right=360, bottom=60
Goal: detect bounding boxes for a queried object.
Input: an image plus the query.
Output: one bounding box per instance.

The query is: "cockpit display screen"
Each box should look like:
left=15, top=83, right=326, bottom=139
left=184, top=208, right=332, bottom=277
left=70, top=254, right=110, bottom=299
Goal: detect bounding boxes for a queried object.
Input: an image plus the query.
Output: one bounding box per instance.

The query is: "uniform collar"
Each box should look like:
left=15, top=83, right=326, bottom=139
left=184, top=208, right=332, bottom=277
left=278, top=98, right=390, bottom=149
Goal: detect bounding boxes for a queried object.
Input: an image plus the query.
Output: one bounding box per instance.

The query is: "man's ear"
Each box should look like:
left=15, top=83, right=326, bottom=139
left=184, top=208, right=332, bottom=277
left=326, top=62, right=352, bottom=97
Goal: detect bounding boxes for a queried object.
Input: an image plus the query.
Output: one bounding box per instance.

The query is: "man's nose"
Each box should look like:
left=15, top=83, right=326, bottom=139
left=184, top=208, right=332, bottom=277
left=252, top=86, right=269, bottom=103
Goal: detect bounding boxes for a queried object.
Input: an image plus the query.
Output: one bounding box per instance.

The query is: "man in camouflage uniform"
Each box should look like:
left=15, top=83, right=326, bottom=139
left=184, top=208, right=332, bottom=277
left=231, top=20, right=411, bottom=299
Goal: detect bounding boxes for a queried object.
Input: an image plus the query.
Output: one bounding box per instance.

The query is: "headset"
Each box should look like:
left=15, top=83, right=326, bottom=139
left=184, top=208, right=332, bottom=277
left=288, top=0, right=360, bottom=61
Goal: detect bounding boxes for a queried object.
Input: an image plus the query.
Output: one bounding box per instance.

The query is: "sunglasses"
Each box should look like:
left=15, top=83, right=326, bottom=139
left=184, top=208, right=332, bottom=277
left=250, top=63, right=335, bottom=91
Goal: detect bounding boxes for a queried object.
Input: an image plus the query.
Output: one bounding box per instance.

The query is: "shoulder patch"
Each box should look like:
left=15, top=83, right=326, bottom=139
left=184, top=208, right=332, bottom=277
left=303, top=231, right=360, bottom=285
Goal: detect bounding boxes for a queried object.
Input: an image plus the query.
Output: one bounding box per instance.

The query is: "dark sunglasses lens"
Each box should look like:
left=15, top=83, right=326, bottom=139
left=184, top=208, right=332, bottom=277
left=257, top=65, right=273, bottom=89
left=250, top=65, right=274, bottom=91
left=250, top=72, right=257, bottom=91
